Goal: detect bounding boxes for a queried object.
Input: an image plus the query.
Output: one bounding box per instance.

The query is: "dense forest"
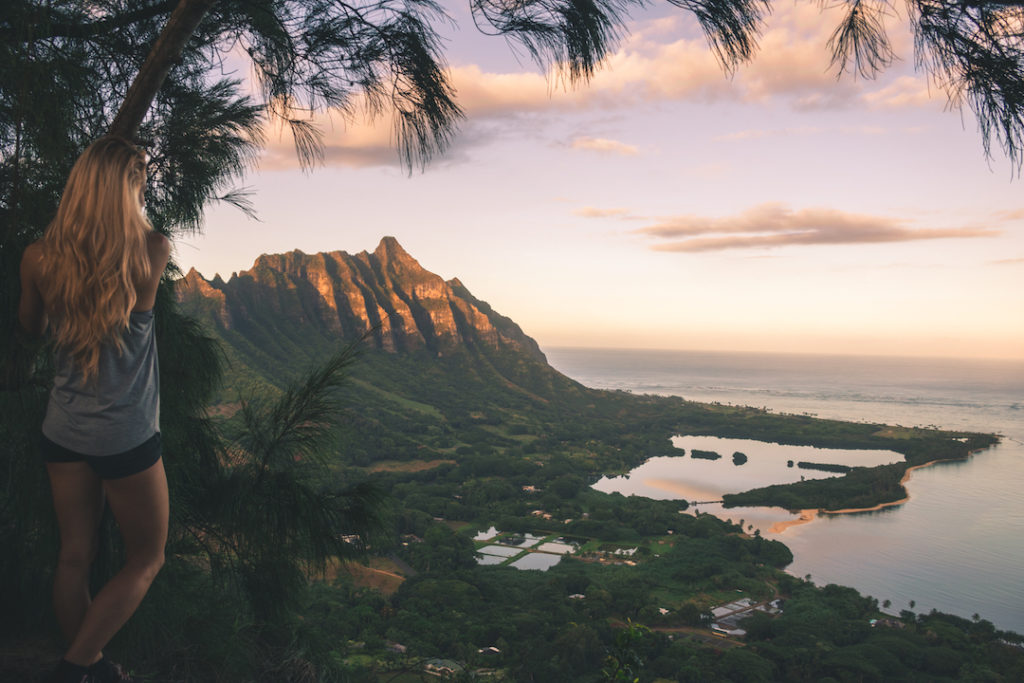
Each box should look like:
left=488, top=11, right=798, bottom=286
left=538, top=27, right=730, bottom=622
left=5, top=299, right=1020, bottom=680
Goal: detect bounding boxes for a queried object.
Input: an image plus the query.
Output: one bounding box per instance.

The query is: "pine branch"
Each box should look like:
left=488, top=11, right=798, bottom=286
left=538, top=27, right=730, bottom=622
left=108, top=0, right=219, bottom=140
left=1, top=1, right=177, bottom=41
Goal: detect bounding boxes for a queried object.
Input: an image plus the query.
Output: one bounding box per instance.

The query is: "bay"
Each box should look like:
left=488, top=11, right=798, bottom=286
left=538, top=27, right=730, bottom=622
left=545, top=347, right=1024, bottom=634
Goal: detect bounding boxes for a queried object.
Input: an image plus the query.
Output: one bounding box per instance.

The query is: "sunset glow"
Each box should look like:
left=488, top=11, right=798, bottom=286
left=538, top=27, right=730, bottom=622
left=178, top=3, right=1024, bottom=360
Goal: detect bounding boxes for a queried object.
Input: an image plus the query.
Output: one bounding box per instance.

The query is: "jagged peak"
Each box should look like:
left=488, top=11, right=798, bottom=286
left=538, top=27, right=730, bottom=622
left=373, top=236, right=420, bottom=267
left=178, top=267, right=225, bottom=300
left=178, top=237, right=546, bottom=363
left=374, top=236, right=407, bottom=257
left=181, top=267, right=213, bottom=289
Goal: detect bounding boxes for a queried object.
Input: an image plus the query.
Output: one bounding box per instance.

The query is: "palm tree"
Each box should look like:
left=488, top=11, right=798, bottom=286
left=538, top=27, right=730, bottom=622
left=196, top=340, right=388, bottom=622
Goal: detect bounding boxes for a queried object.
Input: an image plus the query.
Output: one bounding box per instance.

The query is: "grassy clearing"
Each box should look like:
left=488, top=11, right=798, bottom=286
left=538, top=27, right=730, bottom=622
left=340, top=562, right=406, bottom=596
left=324, top=557, right=408, bottom=595
left=348, top=378, right=443, bottom=418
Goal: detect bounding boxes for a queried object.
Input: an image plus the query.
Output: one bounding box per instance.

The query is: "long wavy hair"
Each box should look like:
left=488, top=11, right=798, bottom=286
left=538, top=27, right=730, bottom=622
left=40, top=135, right=152, bottom=380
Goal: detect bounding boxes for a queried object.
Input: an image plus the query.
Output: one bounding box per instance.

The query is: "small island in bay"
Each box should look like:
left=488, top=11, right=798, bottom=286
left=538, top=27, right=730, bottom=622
left=691, top=449, right=723, bottom=460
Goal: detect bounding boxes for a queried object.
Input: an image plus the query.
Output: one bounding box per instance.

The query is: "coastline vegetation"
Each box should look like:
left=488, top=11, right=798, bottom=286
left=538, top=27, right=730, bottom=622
left=796, top=461, right=851, bottom=473
left=690, top=449, right=723, bottom=460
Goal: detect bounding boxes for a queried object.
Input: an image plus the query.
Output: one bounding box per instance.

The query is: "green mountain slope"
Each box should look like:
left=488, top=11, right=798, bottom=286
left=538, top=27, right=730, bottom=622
left=177, top=237, right=996, bottom=502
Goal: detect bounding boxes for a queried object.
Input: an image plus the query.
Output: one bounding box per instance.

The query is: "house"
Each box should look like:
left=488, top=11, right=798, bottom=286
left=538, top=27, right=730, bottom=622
left=424, top=658, right=465, bottom=677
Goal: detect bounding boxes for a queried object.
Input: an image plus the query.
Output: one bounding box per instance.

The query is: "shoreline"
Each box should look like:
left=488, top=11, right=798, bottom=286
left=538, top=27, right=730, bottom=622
left=768, top=457, right=965, bottom=534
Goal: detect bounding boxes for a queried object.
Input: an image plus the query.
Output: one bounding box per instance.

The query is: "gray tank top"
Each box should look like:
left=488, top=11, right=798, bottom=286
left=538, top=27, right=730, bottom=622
left=42, top=310, right=160, bottom=456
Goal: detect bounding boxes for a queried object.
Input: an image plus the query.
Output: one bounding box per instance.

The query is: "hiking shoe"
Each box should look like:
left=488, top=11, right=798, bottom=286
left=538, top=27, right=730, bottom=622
left=88, top=658, right=135, bottom=683
left=43, top=659, right=91, bottom=683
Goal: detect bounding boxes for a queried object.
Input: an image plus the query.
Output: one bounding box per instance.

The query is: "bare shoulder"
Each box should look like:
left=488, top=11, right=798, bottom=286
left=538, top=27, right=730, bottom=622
left=147, top=230, right=171, bottom=258
left=20, top=240, right=44, bottom=281
left=21, top=239, right=44, bottom=265
left=18, top=240, right=47, bottom=335
left=133, top=232, right=171, bottom=312
left=146, top=231, right=171, bottom=271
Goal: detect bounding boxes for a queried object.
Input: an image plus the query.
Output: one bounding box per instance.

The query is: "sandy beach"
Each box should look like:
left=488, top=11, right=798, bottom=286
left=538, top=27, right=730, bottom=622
left=769, top=458, right=964, bottom=534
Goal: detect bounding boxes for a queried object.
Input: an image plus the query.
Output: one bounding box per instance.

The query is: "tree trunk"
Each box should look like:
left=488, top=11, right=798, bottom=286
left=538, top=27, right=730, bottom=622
left=108, top=0, right=218, bottom=140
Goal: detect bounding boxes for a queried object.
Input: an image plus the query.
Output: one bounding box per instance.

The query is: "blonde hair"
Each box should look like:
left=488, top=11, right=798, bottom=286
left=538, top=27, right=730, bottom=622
left=40, top=135, right=153, bottom=379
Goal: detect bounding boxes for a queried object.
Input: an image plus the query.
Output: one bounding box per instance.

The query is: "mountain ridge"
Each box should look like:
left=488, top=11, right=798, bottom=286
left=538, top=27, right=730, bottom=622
left=178, top=236, right=545, bottom=363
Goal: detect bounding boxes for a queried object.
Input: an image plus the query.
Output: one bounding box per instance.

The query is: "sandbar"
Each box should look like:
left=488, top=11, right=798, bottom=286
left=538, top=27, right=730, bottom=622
left=769, top=509, right=817, bottom=534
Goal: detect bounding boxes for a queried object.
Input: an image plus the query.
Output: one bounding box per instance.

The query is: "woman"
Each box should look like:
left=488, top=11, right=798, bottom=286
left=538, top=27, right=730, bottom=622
left=19, top=136, right=171, bottom=683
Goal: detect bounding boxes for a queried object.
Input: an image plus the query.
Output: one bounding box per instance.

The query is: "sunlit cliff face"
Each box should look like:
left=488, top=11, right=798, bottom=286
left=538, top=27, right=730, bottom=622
left=177, top=237, right=543, bottom=358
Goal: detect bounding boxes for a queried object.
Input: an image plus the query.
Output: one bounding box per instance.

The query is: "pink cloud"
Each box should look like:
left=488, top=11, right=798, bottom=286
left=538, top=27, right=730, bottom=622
left=570, top=136, right=639, bottom=155
left=575, top=207, right=632, bottom=218
left=636, top=203, right=1001, bottom=253
left=995, top=209, right=1024, bottom=221
left=253, top=5, right=946, bottom=170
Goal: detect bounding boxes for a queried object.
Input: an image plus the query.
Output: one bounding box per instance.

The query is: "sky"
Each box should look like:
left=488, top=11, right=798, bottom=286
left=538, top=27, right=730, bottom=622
left=176, top=2, right=1024, bottom=360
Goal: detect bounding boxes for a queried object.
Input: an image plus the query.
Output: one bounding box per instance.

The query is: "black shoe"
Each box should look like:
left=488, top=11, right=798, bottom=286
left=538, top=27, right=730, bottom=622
left=88, top=658, right=135, bottom=683
left=44, top=659, right=91, bottom=683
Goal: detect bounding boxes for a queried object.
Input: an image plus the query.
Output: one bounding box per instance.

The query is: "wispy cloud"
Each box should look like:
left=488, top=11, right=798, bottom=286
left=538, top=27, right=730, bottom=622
left=570, top=136, right=639, bottom=155
left=259, top=113, right=398, bottom=170
left=862, top=76, right=935, bottom=109
left=256, top=4, right=942, bottom=170
left=992, top=257, right=1024, bottom=265
left=995, top=209, right=1024, bottom=221
left=635, top=203, right=1000, bottom=253
left=575, top=207, right=633, bottom=218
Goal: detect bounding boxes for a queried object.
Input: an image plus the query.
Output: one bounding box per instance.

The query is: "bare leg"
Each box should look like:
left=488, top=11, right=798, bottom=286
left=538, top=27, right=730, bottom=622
left=63, top=458, right=168, bottom=666
left=46, top=462, right=105, bottom=644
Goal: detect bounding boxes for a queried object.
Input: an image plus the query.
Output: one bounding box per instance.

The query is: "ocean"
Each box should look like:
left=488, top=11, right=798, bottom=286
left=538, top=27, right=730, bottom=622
left=544, top=347, right=1024, bottom=635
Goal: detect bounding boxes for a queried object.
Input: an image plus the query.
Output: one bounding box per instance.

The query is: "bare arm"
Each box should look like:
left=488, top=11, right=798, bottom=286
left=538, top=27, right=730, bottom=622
left=133, top=231, right=171, bottom=312
left=18, top=242, right=47, bottom=337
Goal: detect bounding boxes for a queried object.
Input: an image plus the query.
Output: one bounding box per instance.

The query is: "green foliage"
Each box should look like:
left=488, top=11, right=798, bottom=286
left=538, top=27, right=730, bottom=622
left=690, top=449, right=722, bottom=460
left=602, top=621, right=649, bottom=682
left=796, top=460, right=852, bottom=473
left=197, top=343, right=389, bottom=623
left=724, top=463, right=908, bottom=511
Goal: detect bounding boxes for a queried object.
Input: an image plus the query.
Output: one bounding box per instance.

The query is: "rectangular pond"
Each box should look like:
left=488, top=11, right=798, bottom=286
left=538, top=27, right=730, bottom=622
left=510, top=553, right=564, bottom=571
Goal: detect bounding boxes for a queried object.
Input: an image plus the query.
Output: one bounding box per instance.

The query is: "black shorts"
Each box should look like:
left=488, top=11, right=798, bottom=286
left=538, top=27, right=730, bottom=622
left=40, top=432, right=162, bottom=480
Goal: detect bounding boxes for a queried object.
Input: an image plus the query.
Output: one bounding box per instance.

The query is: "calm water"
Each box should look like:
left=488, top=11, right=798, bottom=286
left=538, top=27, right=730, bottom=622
left=545, top=347, right=1024, bottom=634
left=594, top=435, right=902, bottom=500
